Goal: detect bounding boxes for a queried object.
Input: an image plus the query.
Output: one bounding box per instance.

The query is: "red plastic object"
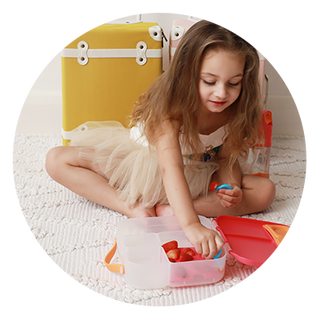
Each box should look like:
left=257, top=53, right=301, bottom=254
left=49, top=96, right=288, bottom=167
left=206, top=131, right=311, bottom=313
left=262, top=110, right=273, bottom=147
left=215, top=216, right=289, bottom=267
left=209, top=181, right=219, bottom=192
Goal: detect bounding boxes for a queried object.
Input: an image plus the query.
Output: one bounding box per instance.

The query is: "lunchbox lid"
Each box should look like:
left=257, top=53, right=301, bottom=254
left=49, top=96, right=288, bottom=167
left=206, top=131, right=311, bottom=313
left=214, top=216, right=289, bottom=267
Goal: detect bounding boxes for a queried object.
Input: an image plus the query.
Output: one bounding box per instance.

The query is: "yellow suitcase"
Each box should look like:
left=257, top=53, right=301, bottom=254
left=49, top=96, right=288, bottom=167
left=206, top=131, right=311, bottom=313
left=61, top=22, right=163, bottom=145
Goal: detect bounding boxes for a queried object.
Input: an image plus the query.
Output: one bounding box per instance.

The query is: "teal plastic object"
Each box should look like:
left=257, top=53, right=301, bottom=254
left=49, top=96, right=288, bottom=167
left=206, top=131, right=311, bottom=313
left=213, top=249, right=222, bottom=259
left=215, top=184, right=232, bottom=191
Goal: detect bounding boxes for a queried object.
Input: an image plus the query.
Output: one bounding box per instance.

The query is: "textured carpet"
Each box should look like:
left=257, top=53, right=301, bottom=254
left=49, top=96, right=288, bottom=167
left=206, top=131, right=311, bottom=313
left=13, top=133, right=306, bottom=306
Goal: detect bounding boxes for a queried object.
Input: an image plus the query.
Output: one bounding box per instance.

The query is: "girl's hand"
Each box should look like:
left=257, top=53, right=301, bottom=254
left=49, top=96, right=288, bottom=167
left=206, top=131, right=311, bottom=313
left=216, top=183, right=242, bottom=208
left=183, top=222, right=224, bottom=259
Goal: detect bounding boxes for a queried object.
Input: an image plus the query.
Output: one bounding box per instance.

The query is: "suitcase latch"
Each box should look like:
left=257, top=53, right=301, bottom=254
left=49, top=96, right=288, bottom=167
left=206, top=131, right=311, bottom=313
left=136, top=41, right=147, bottom=66
left=62, top=39, right=161, bottom=66
left=77, top=41, right=89, bottom=66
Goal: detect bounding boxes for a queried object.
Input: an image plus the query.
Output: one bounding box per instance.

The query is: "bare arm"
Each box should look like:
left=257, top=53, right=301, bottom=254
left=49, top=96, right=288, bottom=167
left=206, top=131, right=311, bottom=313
left=216, top=145, right=241, bottom=185
left=215, top=145, right=243, bottom=208
left=155, top=120, right=224, bottom=258
left=155, top=120, right=198, bottom=225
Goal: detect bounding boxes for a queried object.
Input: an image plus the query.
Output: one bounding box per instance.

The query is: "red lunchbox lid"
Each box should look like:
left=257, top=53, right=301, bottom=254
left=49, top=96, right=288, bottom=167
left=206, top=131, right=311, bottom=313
left=214, top=216, right=289, bottom=267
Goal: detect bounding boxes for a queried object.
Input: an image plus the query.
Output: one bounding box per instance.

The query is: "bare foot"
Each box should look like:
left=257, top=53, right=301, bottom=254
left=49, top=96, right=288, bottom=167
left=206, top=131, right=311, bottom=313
left=126, top=203, right=156, bottom=218
left=155, top=204, right=175, bottom=217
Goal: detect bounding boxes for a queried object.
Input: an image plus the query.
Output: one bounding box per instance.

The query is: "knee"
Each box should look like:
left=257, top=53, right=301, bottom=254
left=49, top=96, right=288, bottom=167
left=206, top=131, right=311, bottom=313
left=260, top=178, right=276, bottom=210
left=45, top=146, right=65, bottom=180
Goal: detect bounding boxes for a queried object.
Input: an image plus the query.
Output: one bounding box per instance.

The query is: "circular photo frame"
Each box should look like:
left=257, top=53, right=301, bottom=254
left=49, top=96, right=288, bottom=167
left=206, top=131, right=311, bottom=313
left=10, top=10, right=309, bottom=309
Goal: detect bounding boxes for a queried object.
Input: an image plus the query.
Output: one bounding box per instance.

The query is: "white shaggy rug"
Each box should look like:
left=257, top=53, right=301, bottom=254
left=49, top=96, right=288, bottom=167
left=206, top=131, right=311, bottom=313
left=13, top=133, right=306, bottom=306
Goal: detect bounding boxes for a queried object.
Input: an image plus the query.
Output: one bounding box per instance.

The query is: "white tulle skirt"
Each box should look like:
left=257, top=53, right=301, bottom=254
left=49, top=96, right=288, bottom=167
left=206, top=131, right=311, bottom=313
left=69, top=121, right=220, bottom=207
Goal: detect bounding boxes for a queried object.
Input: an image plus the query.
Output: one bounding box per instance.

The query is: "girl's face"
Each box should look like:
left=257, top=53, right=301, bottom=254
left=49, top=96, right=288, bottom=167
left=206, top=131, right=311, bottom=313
left=198, top=49, right=245, bottom=115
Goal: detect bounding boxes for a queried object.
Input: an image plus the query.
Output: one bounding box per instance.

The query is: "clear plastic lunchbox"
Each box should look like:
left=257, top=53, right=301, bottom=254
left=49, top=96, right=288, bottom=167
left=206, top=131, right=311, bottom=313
left=104, top=215, right=289, bottom=289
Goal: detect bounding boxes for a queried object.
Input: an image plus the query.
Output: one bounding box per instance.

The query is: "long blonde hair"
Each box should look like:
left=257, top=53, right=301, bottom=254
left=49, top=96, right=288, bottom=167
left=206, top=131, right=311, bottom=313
left=131, top=20, right=262, bottom=168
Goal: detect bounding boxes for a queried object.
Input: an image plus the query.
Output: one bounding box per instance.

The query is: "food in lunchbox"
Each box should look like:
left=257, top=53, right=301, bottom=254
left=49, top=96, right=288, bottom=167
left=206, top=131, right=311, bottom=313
left=181, top=247, right=196, bottom=257
left=162, top=241, right=195, bottom=263
left=167, top=249, right=180, bottom=262
left=161, top=240, right=178, bottom=253
left=162, top=241, right=222, bottom=263
left=166, top=248, right=194, bottom=263
left=161, top=242, right=195, bottom=263
left=180, top=252, right=194, bottom=262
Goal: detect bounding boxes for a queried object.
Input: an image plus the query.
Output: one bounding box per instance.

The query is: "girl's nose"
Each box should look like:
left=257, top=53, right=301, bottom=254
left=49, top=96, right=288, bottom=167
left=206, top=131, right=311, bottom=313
left=214, top=83, right=228, bottom=99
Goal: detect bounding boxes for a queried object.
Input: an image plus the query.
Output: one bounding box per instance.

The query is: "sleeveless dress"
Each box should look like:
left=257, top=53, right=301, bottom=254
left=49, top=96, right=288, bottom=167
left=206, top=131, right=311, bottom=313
left=69, top=121, right=227, bottom=207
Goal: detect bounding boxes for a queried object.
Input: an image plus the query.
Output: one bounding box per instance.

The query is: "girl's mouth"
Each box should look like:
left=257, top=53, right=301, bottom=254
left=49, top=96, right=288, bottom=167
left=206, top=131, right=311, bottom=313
left=210, top=101, right=227, bottom=107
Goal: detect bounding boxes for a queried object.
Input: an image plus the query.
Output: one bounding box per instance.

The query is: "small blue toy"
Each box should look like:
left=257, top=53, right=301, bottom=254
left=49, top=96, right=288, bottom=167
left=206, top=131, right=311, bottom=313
left=215, top=184, right=232, bottom=191
left=209, top=181, right=232, bottom=192
left=213, top=249, right=222, bottom=259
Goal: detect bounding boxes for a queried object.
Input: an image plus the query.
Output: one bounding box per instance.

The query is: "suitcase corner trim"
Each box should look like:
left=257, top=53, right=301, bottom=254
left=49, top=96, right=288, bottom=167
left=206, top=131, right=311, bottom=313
left=61, top=127, right=72, bottom=141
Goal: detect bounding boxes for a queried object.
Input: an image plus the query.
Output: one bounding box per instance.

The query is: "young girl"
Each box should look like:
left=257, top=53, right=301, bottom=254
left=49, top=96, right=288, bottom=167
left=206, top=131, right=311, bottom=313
left=46, top=20, right=275, bottom=260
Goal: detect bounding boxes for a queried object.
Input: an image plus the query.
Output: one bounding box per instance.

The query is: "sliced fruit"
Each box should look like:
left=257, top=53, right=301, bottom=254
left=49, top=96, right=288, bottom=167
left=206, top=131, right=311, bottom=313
left=167, top=249, right=180, bottom=261
left=181, top=248, right=195, bottom=256
left=162, top=240, right=178, bottom=253
left=179, top=252, right=194, bottom=262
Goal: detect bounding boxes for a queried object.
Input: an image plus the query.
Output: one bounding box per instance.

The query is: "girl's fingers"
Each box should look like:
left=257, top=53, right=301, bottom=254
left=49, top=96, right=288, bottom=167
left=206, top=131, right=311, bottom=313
left=215, top=234, right=225, bottom=251
left=216, top=189, right=231, bottom=199
left=219, top=196, right=238, bottom=208
left=200, top=240, right=211, bottom=258
left=217, top=188, right=237, bottom=197
left=217, top=192, right=237, bottom=204
left=208, top=239, right=219, bottom=259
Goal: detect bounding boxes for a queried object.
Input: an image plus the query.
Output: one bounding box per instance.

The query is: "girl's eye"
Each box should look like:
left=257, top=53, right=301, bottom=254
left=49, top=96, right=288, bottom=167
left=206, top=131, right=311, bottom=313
left=203, top=80, right=215, bottom=85
left=203, top=80, right=240, bottom=87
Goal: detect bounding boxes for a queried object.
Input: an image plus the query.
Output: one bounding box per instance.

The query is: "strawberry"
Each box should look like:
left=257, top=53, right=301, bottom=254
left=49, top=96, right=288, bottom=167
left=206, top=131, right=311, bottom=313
left=162, top=240, right=178, bottom=253
left=167, top=249, right=180, bottom=262
left=179, top=252, right=194, bottom=262
left=209, top=181, right=219, bottom=192
left=181, top=248, right=195, bottom=257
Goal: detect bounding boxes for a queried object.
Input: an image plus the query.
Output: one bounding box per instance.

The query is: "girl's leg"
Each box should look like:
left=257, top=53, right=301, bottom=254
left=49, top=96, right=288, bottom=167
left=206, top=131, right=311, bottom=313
left=156, top=174, right=276, bottom=217
left=45, top=146, right=156, bottom=218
